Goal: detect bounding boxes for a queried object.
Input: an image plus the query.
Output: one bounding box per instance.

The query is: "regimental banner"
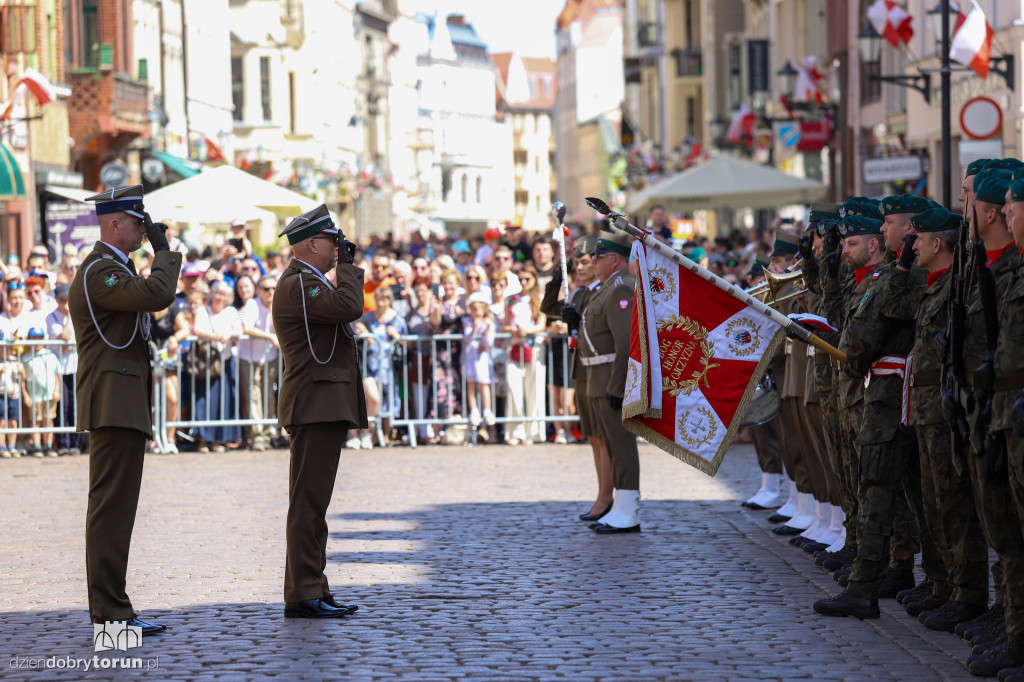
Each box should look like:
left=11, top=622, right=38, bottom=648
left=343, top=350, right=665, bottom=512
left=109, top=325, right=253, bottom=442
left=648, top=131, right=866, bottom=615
left=623, top=244, right=785, bottom=476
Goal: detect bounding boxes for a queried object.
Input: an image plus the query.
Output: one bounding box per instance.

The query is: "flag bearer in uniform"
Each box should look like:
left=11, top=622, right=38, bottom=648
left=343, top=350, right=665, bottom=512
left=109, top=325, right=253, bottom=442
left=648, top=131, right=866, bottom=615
left=580, top=230, right=641, bottom=534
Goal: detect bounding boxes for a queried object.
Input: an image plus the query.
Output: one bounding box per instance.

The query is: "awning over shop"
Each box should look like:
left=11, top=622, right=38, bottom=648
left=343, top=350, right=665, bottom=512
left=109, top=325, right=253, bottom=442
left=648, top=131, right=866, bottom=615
left=152, top=151, right=203, bottom=179
left=41, top=186, right=94, bottom=203
left=0, top=143, right=26, bottom=200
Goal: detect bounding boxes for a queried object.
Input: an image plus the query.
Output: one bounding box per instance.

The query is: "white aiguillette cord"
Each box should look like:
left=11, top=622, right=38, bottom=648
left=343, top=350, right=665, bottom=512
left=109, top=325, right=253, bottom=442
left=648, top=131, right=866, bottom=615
left=298, top=271, right=339, bottom=366
left=82, top=259, right=141, bottom=350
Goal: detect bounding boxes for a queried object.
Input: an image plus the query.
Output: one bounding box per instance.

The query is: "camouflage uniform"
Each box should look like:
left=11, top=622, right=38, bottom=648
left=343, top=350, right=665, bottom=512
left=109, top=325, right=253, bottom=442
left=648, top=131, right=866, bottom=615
left=882, top=265, right=986, bottom=605
left=962, top=246, right=1019, bottom=618
left=839, top=260, right=941, bottom=600
left=975, top=248, right=1024, bottom=646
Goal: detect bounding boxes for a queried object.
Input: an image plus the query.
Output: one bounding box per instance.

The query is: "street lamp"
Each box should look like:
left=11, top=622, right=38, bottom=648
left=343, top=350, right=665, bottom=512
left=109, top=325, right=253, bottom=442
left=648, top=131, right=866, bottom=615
left=857, top=22, right=932, bottom=104
left=857, top=23, right=882, bottom=65
left=776, top=61, right=799, bottom=99
left=709, top=116, right=729, bottom=146
left=927, top=2, right=952, bottom=44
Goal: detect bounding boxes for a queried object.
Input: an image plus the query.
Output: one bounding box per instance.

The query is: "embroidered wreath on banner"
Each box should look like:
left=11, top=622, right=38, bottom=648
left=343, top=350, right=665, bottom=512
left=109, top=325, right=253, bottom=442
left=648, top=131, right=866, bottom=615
left=649, top=266, right=677, bottom=301
left=725, top=317, right=762, bottom=357
left=658, top=314, right=720, bottom=396
left=677, top=406, right=718, bottom=449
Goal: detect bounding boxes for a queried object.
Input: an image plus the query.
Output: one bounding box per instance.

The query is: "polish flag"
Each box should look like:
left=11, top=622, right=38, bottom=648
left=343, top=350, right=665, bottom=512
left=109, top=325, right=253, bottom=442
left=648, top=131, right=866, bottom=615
left=726, top=105, right=756, bottom=145
left=794, top=56, right=824, bottom=104
left=867, top=0, right=914, bottom=48
left=203, top=135, right=225, bottom=162
left=949, top=0, right=993, bottom=79
left=0, top=68, right=57, bottom=119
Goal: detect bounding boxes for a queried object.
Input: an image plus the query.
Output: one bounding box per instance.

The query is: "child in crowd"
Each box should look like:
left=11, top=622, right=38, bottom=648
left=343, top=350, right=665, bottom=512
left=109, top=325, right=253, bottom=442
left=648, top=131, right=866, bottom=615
left=463, top=292, right=496, bottom=438
left=20, top=327, right=61, bottom=457
left=0, top=333, right=24, bottom=457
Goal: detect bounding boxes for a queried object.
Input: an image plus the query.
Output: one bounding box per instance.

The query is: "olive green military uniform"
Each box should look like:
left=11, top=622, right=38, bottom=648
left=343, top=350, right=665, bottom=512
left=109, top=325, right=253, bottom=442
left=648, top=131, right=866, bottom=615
left=964, top=244, right=1024, bottom=641
left=69, top=242, right=181, bottom=622
left=883, top=263, right=987, bottom=606
left=541, top=279, right=600, bottom=436
left=581, top=266, right=639, bottom=489
left=274, top=258, right=367, bottom=605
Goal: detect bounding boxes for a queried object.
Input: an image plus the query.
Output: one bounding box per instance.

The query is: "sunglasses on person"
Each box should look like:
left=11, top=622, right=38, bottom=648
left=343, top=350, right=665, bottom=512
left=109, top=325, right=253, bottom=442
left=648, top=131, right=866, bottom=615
left=496, top=255, right=512, bottom=261
left=520, top=276, right=535, bottom=284
left=242, top=265, right=259, bottom=272
left=7, top=282, right=24, bottom=291
left=466, top=274, right=480, bottom=281
left=311, top=233, right=340, bottom=246
left=260, top=286, right=276, bottom=292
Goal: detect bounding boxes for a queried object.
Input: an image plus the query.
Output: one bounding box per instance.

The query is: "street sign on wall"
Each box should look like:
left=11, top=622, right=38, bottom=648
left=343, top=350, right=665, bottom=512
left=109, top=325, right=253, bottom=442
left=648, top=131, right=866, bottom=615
left=863, top=156, right=922, bottom=183
left=960, top=96, right=1002, bottom=140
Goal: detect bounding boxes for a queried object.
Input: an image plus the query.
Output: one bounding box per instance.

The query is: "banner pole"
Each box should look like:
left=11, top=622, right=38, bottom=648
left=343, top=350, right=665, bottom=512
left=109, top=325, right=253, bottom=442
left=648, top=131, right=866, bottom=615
left=593, top=203, right=847, bottom=363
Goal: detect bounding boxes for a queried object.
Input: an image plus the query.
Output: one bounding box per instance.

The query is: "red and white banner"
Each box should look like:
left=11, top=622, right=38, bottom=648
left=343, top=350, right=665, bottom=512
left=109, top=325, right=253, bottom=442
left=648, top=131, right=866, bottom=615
left=726, top=105, right=756, bottom=145
left=867, top=0, right=914, bottom=47
left=950, top=0, right=993, bottom=79
left=623, top=244, right=785, bottom=476
left=0, top=68, right=57, bottom=120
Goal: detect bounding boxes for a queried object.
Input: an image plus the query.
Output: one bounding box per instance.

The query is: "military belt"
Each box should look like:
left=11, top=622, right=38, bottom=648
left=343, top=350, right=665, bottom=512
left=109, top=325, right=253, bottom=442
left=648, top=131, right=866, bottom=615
left=910, top=370, right=941, bottom=387
left=580, top=353, right=615, bottom=366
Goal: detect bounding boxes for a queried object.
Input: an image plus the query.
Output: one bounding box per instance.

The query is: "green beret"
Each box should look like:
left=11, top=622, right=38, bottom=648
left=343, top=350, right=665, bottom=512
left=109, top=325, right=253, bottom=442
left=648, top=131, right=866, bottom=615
left=837, top=197, right=883, bottom=221
left=771, top=231, right=799, bottom=256
left=965, top=159, right=992, bottom=178
left=909, top=207, right=961, bottom=233
left=1010, top=178, right=1024, bottom=202
left=747, top=255, right=769, bottom=276
left=973, top=169, right=1013, bottom=204
left=1012, top=167, right=1024, bottom=184
left=809, top=202, right=839, bottom=223
left=983, top=158, right=1024, bottom=172
left=594, top=230, right=631, bottom=257
left=878, top=194, right=935, bottom=216
left=837, top=214, right=883, bottom=237
left=815, top=217, right=838, bottom=238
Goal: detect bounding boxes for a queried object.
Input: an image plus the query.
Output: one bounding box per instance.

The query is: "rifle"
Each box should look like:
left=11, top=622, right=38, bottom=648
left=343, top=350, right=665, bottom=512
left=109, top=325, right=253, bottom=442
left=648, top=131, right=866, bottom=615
left=970, top=234, right=1000, bottom=466
left=942, top=215, right=972, bottom=477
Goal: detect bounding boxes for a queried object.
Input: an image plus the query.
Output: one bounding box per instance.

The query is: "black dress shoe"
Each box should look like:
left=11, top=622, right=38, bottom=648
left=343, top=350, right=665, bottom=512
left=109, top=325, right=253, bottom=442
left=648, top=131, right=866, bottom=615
left=924, top=601, right=987, bottom=632
left=878, top=569, right=916, bottom=599
left=322, top=595, right=359, bottom=615
left=284, top=598, right=353, bottom=619
left=772, top=524, right=805, bottom=536
left=802, top=541, right=828, bottom=553
left=123, top=617, right=166, bottom=636
left=813, top=590, right=880, bottom=619
left=592, top=522, right=641, bottom=534
left=767, top=512, right=792, bottom=524
left=580, top=502, right=613, bottom=522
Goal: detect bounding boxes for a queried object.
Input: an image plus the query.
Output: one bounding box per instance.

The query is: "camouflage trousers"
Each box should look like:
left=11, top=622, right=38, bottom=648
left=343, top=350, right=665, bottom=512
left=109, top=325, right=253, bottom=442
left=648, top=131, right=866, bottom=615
left=917, top=422, right=988, bottom=605
left=836, top=401, right=864, bottom=548
left=848, top=425, right=939, bottom=599
left=750, top=416, right=783, bottom=475
left=984, top=431, right=1024, bottom=646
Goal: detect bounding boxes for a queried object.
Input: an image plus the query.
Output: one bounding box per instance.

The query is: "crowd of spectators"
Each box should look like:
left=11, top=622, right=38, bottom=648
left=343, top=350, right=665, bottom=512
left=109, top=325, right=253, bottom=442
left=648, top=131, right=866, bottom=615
left=0, top=209, right=787, bottom=456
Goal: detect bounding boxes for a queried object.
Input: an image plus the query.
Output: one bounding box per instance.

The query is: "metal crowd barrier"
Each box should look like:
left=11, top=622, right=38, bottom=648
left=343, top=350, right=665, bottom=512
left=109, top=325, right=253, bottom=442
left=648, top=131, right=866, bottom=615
left=0, top=332, right=581, bottom=454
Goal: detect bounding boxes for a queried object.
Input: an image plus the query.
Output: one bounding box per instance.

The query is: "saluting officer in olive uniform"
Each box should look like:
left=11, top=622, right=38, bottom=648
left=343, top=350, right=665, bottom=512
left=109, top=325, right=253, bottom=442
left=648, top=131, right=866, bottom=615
left=273, top=205, right=367, bottom=619
left=70, top=186, right=181, bottom=634
left=579, top=230, right=641, bottom=534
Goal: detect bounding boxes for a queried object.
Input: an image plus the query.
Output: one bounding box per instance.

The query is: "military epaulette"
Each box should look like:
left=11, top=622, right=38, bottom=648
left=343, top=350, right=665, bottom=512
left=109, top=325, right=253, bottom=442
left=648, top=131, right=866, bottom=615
left=102, top=254, right=113, bottom=260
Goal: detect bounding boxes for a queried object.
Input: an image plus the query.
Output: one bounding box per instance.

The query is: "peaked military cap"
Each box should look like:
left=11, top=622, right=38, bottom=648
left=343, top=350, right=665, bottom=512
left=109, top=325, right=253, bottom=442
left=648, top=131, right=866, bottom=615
left=573, top=234, right=598, bottom=258
left=1009, top=177, right=1024, bottom=202
left=85, top=185, right=146, bottom=219
left=279, top=204, right=339, bottom=245
left=837, top=196, right=883, bottom=221
left=771, top=231, right=799, bottom=257
left=965, top=159, right=992, bottom=178
left=593, top=230, right=631, bottom=257
left=983, top=158, right=1024, bottom=172
left=878, top=194, right=937, bottom=216
left=809, top=202, right=839, bottom=223
left=837, top=214, right=883, bottom=237
left=973, top=169, right=1013, bottom=204
left=909, top=207, right=961, bottom=233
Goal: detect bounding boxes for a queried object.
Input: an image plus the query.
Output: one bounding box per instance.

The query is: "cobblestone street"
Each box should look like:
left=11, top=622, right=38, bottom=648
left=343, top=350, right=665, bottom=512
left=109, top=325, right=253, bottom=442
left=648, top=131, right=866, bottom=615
left=0, top=440, right=976, bottom=680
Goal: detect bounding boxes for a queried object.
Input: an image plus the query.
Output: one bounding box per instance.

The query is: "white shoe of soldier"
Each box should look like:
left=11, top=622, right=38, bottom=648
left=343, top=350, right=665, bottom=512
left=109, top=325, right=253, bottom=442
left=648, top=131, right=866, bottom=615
left=597, top=489, right=640, bottom=529
left=345, top=437, right=362, bottom=450
left=747, top=472, right=784, bottom=508
left=825, top=527, right=847, bottom=554
left=774, top=479, right=800, bottom=518
left=821, top=506, right=846, bottom=547
left=360, top=433, right=374, bottom=450
left=786, top=493, right=815, bottom=530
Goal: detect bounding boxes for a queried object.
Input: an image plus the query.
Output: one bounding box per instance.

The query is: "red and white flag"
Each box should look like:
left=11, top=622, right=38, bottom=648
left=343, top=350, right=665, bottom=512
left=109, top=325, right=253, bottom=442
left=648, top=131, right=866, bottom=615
left=622, top=244, right=785, bottom=476
left=868, top=0, right=914, bottom=47
left=0, top=68, right=57, bottom=120
left=794, top=56, right=824, bottom=104
left=726, top=105, right=756, bottom=145
left=950, top=0, right=993, bottom=79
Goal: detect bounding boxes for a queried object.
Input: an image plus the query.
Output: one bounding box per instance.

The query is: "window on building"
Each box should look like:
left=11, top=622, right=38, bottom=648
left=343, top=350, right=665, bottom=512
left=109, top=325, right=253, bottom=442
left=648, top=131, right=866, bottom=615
left=727, top=42, right=741, bottom=111
left=514, top=190, right=528, bottom=209
left=82, top=0, right=98, bottom=66
left=442, top=169, right=452, bottom=202
left=536, top=195, right=541, bottom=213
left=288, top=72, right=297, bottom=134
left=861, top=59, right=881, bottom=104
left=535, top=155, right=539, bottom=173
left=260, top=56, right=272, bottom=123
left=3, top=3, right=37, bottom=55
left=461, top=174, right=468, bottom=203
left=475, top=176, right=482, bottom=203
left=231, top=58, right=244, bottom=122
left=687, top=96, right=696, bottom=140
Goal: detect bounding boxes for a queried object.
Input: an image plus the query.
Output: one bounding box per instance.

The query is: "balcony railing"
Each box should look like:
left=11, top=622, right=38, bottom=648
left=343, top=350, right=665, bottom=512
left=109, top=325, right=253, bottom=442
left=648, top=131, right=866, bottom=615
left=672, top=48, right=702, bottom=78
